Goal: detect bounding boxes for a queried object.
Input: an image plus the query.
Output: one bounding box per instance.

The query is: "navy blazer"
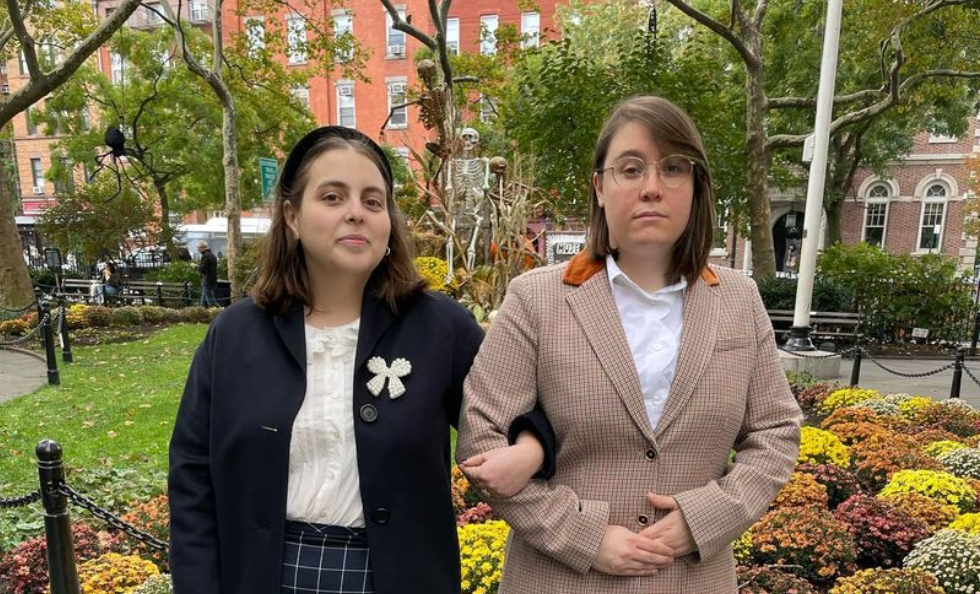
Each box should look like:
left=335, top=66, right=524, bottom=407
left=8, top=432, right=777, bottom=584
left=169, top=291, right=506, bottom=594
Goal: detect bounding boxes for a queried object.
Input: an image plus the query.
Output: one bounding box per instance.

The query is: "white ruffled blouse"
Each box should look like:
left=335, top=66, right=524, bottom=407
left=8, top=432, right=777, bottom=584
left=285, top=319, right=365, bottom=527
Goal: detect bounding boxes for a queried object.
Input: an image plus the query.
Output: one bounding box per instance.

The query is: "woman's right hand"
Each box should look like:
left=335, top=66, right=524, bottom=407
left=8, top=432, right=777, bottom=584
left=592, top=525, right=675, bottom=577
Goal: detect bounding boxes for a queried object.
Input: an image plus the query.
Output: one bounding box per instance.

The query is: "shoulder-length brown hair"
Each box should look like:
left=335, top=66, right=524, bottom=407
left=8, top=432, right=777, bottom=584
left=251, top=132, right=424, bottom=314
left=586, top=95, right=716, bottom=284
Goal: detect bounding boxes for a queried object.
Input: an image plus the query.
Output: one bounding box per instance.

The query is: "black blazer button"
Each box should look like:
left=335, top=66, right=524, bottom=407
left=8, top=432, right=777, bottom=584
left=645, top=449, right=657, bottom=461
left=360, top=404, right=378, bottom=423
left=372, top=507, right=390, bottom=525
left=638, top=514, right=649, bottom=526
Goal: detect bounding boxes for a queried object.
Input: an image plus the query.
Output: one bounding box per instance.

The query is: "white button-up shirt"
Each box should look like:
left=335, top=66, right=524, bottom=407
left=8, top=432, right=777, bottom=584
left=286, top=320, right=365, bottom=527
left=607, top=256, right=687, bottom=432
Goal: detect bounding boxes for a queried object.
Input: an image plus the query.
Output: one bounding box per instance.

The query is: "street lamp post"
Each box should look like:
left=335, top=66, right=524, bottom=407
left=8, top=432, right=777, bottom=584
left=784, top=0, right=845, bottom=352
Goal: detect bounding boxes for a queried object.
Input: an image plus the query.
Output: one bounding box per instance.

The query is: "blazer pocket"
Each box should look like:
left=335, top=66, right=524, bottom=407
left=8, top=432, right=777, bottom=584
left=714, top=336, right=754, bottom=352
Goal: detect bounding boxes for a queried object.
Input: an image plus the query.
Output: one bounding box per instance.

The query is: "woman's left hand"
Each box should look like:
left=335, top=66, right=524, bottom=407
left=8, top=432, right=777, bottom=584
left=459, top=431, right=545, bottom=499
left=638, top=493, right=697, bottom=558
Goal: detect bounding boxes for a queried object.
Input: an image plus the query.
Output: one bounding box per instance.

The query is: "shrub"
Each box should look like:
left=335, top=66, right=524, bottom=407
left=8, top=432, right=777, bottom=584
left=133, top=574, right=173, bottom=594
left=83, top=305, right=113, bottom=328
left=735, top=565, right=820, bottom=594
left=119, top=495, right=170, bottom=571
left=923, top=440, right=969, bottom=458
left=451, top=466, right=480, bottom=514
left=0, top=318, right=29, bottom=336
left=138, top=306, right=172, bottom=325
left=904, top=530, right=980, bottom=594
left=910, top=402, right=980, bottom=439
left=797, top=463, right=864, bottom=509
left=142, top=261, right=198, bottom=284
left=897, top=397, right=937, bottom=419
left=111, top=306, right=144, bottom=327
left=832, top=494, right=930, bottom=568
left=66, top=303, right=89, bottom=329
left=732, top=532, right=753, bottom=565
left=179, top=306, right=211, bottom=324
left=946, top=448, right=980, bottom=482
left=0, top=524, right=122, bottom=594
left=850, top=434, right=942, bottom=491
left=828, top=422, right=892, bottom=448
left=795, top=382, right=839, bottom=412
left=771, top=472, right=829, bottom=510
left=854, top=398, right=901, bottom=417
left=820, top=388, right=882, bottom=416
left=458, top=520, right=508, bottom=594
left=909, top=428, right=964, bottom=446
left=414, top=257, right=454, bottom=295
left=949, top=513, right=980, bottom=535
left=878, top=492, right=960, bottom=534
left=77, top=552, right=159, bottom=594
left=829, top=568, right=944, bottom=594
left=749, top=507, right=857, bottom=584
left=879, top=469, right=977, bottom=513
left=457, top=502, right=494, bottom=527
left=821, top=407, right=907, bottom=433
left=799, top=427, right=850, bottom=468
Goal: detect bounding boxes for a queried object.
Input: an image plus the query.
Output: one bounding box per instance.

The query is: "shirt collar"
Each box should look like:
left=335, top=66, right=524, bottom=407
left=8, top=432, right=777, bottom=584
left=606, top=255, right=688, bottom=299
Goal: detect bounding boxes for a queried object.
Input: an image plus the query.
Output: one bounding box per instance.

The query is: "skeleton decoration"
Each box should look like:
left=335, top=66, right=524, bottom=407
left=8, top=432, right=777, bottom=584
left=445, top=128, right=491, bottom=272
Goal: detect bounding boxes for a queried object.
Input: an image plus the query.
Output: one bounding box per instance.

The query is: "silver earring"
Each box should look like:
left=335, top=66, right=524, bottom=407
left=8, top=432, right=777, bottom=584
left=385, top=247, right=391, bottom=256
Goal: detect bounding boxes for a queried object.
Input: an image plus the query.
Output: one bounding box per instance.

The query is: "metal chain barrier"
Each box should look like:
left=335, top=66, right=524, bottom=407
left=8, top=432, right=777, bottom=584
left=964, top=364, right=980, bottom=390
left=860, top=347, right=956, bottom=378
left=0, top=300, right=39, bottom=315
left=56, top=483, right=169, bottom=553
left=0, top=490, right=41, bottom=508
left=778, top=346, right=856, bottom=359
left=0, top=314, right=47, bottom=347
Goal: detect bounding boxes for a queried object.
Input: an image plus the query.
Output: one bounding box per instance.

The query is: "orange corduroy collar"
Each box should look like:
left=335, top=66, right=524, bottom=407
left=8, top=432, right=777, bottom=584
left=561, top=251, right=720, bottom=287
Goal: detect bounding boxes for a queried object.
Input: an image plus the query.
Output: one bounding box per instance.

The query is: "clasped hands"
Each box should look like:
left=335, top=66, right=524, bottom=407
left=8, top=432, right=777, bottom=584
left=592, top=494, right=697, bottom=577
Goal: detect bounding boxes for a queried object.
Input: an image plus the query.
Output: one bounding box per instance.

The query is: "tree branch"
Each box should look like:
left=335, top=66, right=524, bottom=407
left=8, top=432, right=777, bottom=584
left=768, top=88, right=883, bottom=109
left=661, top=0, right=758, bottom=68
left=751, top=0, right=771, bottom=28
left=7, top=0, right=40, bottom=79
left=380, top=0, right=437, bottom=50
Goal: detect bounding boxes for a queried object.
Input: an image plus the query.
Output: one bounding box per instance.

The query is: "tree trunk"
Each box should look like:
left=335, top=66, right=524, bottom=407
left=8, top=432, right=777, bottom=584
left=825, top=197, right=843, bottom=245
left=0, top=151, right=34, bottom=309
left=153, top=178, right=179, bottom=260
left=221, top=103, right=242, bottom=300
left=745, top=61, right=776, bottom=277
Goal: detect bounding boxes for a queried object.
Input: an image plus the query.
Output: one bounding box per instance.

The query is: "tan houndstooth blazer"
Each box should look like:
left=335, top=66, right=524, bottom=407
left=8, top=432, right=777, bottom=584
left=456, top=252, right=802, bottom=594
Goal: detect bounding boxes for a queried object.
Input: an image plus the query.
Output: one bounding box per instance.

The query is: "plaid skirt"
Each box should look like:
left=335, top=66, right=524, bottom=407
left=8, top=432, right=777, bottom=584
left=281, top=520, right=375, bottom=594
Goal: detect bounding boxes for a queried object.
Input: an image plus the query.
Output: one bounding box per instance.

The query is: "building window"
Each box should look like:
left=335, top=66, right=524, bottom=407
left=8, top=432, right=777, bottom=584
left=712, top=207, right=729, bottom=254
left=144, top=3, right=163, bottom=25
left=54, top=158, right=74, bottom=194
left=18, top=49, right=28, bottom=75
left=190, top=0, right=209, bottom=21
left=30, top=158, right=44, bottom=194
left=110, top=51, right=125, bottom=84
left=386, top=8, right=407, bottom=58
left=917, top=183, right=947, bottom=251
left=337, top=84, right=355, bottom=127
left=387, top=81, right=407, bottom=129
left=333, top=11, right=353, bottom=61
left=287, top=14, right=307, bottom=64
left=446, top=18, right=459, bottom=55
left=245, top=17, right=265, bottom=53
left=25, top=106, right=37, bottom=136
left=928, top=133, right=958, bottom=144
left=521, top=12, right=540, bottom=48
left=291, top=85, right=310, bottom=109
left=862, top=183, right=890, bottom=247
left=480, top=15, right=498, bottom=55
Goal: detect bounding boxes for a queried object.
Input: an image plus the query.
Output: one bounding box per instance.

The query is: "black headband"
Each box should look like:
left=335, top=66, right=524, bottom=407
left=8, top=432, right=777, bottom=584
left=278, top=126, right=394, bottom=199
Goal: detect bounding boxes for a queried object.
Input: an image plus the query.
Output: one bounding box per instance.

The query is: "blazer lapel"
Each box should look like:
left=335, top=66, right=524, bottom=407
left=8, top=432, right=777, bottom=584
left=566, top=271, right=657, bottom=443
left=355, top=292, right=397, bottom=370
left=273, top=302, right=306, bottom=371
left=654, top=275, right=720, bottom=438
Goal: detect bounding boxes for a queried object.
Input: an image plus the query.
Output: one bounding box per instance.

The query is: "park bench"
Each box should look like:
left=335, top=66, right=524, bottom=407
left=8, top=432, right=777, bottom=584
left=55, top=279, right=100, bottom=304
left=767, top=309, right=862, bottom=347
left=115, top=280, right=195, bottom=307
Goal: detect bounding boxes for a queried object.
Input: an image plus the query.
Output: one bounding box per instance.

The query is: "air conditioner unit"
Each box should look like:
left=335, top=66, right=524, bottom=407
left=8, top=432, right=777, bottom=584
left=1, top=84, right=9, bottom=95
left=32, top=186, right=44, bottom=195
left=388, top=45, right=405, bottom=56
left=338, top=86, right=353, bottom=96
left=447, top=42, right=459, bottom=55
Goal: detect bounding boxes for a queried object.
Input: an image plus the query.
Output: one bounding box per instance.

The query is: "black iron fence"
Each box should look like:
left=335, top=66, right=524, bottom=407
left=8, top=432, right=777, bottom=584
left=0, top=293, right=73, bottom=385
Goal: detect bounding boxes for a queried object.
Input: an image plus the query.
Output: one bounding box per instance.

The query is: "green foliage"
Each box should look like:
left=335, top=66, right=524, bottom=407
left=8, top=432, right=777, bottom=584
left=818, top=244, right=977, bottom=343
left=143, top=262, right=199, bottom=285
left=111, top=306, right=145, bottom=327
left=755, top=276, right=855, bottom=312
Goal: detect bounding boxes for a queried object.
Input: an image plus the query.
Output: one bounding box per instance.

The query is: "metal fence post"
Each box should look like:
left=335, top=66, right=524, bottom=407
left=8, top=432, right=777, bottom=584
left=951, top=348, right=964, bottom=399
left=35, top=287, right=46, bottom=350
left=41, top=302, right=60, bottom=386
left=58, top=298, right=73, bottom=364
left=36, top=440, right=80, bottom=594
left=182, top=281, right=191, bottom=307
left=849, top=335, right=863, bottom=387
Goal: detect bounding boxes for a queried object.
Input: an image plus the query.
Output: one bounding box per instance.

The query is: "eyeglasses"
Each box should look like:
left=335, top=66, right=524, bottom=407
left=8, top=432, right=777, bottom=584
left=597, top=155, right=697, bottom=190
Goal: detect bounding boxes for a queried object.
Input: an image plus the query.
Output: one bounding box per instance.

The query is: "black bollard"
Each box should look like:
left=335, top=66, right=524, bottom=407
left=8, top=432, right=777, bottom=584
left=36, top=440, right=80, bottom=594
left=40, top=302, right=60, bottom=386
left=58, top=299, right=73, bottom=364
left=951, top=348, right=964, bottom=400
left=849, top=336, right=863, bottom=387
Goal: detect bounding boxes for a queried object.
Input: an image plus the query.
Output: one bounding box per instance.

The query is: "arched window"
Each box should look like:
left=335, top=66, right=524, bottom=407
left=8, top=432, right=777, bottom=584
left=918, top=183, right=948, bottom=251
left=863, top=183, right=890, bottom=247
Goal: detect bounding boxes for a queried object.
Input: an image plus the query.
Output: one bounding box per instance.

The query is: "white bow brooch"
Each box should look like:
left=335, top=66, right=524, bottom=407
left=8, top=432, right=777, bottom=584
left=366, top=356, right=412, bottom=399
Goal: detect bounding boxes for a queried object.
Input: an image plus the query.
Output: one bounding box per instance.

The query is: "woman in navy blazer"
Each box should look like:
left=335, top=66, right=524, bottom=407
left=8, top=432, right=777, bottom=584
left=168, top=127, right=553, bottom=594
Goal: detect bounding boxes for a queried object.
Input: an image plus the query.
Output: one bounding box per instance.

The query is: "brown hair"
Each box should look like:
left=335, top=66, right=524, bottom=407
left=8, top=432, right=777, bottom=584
left=586, top=96, right=716, bottom=284
left=251, top=132, right=424, bottom=314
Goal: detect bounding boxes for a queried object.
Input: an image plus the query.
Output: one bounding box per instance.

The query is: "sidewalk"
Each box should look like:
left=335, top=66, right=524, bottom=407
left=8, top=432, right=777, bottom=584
left=838, top=356, right=980, bottom=409
left=0, top=348, right=46, bottom=404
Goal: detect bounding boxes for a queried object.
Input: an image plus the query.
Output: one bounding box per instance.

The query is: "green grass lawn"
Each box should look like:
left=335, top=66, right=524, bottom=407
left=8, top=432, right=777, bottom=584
left=0, top=324, right=208, bottom=493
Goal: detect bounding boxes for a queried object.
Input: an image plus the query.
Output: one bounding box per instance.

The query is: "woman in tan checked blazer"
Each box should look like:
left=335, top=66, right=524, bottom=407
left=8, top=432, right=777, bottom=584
left=456, top=96, right=802, bottom=593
